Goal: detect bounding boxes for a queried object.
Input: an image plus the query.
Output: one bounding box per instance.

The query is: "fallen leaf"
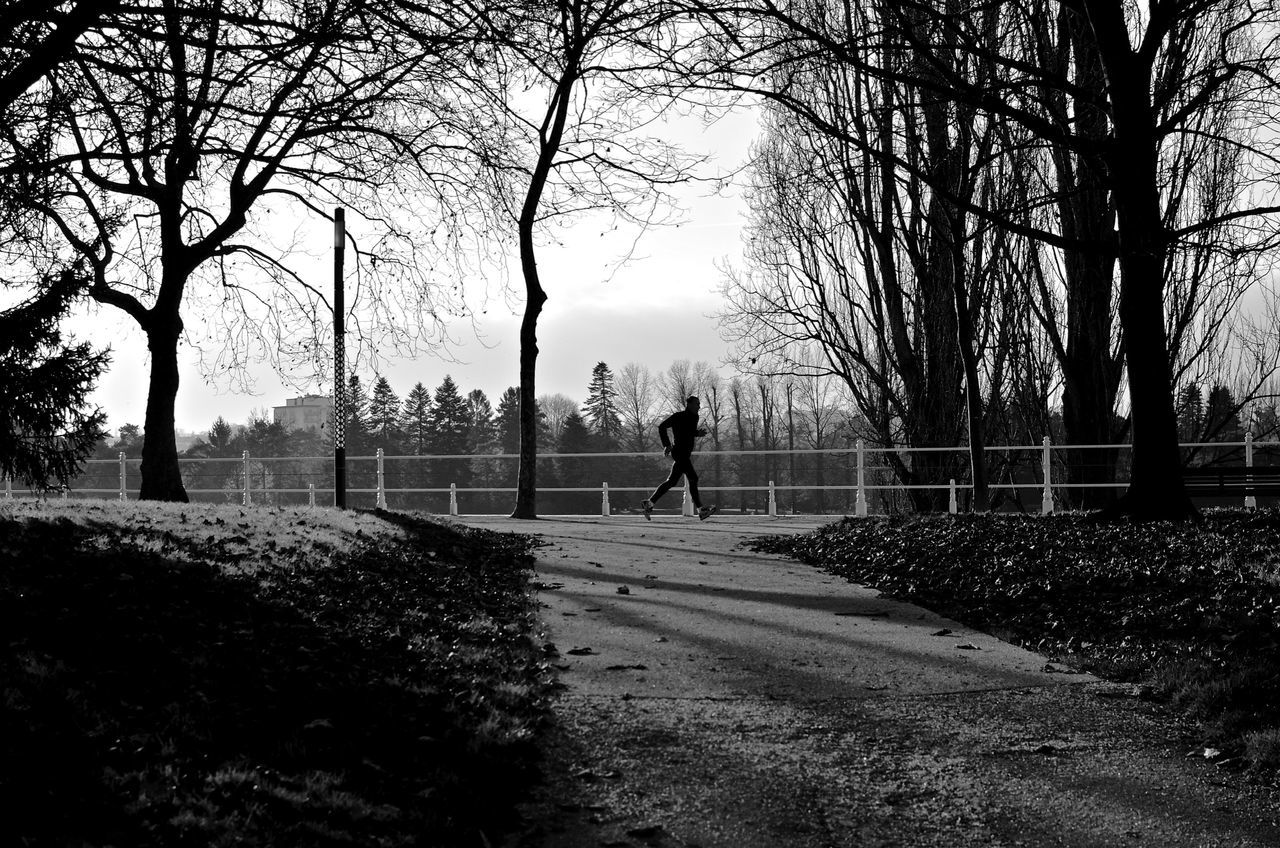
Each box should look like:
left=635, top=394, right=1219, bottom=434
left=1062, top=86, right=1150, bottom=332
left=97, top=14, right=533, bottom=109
left=616, top=585, right=630, bottom=595
left=932, top=628, right=953, bottom=637
left=956, top=643, right=980, bottom=650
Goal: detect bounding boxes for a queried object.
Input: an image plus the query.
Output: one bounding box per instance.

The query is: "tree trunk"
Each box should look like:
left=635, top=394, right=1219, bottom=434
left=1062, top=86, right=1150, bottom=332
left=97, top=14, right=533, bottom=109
left=511, top=221, right=546, bottom=519
left=510, top=53, right=579, bottom=519
left=1085, top=2, right=1195, bottom=520
left=139, top=317, right=189, bottom=502
left=1055, top=5, right=1123, bottom=510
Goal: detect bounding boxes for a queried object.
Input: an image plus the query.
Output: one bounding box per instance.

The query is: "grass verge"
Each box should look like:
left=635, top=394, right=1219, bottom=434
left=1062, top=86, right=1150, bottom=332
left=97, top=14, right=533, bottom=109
left=0, top=501, right=554, bottom=847
left=750, top=509, right=1280, bottom=777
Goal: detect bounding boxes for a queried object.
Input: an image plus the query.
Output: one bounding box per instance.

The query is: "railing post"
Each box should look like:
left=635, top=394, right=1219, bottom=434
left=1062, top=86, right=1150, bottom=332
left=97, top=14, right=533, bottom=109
left=949, top=479, right=957, bottom=514
left=601, top=482, right=611, bottom=517
left=1041, top=436, right=1053, bottom=515
left=118, top=451, right=127, bottom=501
left=767, top=480, right=777, bottom=517
left=449, top=483, right=458, bottom=516
left=681, top=486, right=694, bottom=516
left=1246, top=432, right=1256, bottom=510
left=4, top=475, right=10, bottom=499
left=308, top=483, right=316, bottom=508
left=855, top=439, right=868, bottom=517
left=242, top=450, right=251, bottom=506
left=376, top=448, right=388, bottom=510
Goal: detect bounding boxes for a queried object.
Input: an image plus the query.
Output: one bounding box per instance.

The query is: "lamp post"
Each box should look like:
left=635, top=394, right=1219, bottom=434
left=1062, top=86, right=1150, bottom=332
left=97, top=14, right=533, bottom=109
left=333, top=208, right=347, bottom=508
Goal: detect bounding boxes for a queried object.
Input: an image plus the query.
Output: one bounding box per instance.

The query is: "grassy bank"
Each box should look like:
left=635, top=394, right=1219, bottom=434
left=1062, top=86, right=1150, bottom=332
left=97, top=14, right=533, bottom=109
left=751, top=510, right=1280, bottom=776
left=0, top=501, right=553, bottom=847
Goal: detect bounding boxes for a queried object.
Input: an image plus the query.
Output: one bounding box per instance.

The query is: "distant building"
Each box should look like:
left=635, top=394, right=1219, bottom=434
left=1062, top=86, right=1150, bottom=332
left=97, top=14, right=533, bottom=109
left=273, top=395, right=333, bottom=434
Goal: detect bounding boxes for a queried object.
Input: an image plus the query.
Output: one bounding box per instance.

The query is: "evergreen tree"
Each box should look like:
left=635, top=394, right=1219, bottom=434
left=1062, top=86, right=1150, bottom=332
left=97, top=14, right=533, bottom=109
left=1205, top=384, right=1243, bottom=443
left=495, top=387, right=522, bottom=454
left=466, top=389, right=496, bottom=452
left=368, top=375, right=403, bottom=450
left=427, top=376, right=470, bottom=455
left=0, top=274, right=108, bottom=489
left=1176, top=384, right=1203, bottom=444
left=427, top=375, right=472, bottom=491
left=555, top=412, right=595, bottom=512
left=208, top=417, right=235, bottom=455
left=113, top=424, right=145, bottom=458
left=401, top=382, right=433, bottom=455
left=583, top=361, right=622, bottom=448
left=343, top=374, right=372, bottom=454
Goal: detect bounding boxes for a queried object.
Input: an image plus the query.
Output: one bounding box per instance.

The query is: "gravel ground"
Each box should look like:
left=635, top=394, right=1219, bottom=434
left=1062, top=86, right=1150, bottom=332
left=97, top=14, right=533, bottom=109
left=452, top=517, right=1280, bottom=848
left=509, top=686, right=1280, bottom=847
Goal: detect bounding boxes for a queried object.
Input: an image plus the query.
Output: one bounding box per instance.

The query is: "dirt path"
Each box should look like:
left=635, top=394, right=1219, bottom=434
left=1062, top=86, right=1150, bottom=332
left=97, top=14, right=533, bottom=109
left=454, top=515, right=1280, bottom=848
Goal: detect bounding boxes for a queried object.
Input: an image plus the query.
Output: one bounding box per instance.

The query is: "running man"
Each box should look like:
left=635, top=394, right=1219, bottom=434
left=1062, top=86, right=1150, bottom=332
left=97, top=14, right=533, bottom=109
left=642, top=395, right=716, bottom=521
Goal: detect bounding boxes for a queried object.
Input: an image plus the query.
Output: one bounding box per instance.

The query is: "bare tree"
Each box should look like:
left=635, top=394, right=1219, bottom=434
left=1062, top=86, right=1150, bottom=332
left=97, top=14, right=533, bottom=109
left=615, top=361, right=657, bottom=452
left=11, top=0, right=488, bottom=499
left=465, top=0, right=709, bottom=518
left=704, top=0, right=1280, bottom=519
left=717, top=7, right=1021, bottom=511
left=536, top=392, right=579, bottom=446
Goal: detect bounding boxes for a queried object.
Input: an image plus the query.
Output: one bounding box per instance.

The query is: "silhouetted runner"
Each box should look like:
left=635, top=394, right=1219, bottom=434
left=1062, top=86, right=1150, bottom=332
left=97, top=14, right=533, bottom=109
left=642, top=395, right=716, bottom=521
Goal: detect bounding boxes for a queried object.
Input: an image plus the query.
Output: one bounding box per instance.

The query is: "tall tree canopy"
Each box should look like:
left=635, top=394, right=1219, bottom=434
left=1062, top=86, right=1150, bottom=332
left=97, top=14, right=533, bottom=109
left=0, top=272, right=107, bottom=488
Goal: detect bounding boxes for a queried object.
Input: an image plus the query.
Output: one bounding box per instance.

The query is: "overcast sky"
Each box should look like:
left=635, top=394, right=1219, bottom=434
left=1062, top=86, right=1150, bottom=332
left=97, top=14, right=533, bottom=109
left=77, top=107, right=759, bottom=435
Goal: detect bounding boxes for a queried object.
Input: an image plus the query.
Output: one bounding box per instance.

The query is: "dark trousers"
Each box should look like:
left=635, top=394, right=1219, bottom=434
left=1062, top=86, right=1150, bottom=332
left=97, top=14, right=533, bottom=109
left=649, top=452, right=700, bottom=508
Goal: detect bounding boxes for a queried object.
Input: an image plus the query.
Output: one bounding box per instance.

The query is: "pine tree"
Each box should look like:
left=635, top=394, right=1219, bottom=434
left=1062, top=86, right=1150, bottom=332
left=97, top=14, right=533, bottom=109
left=495, top=387, right=522, bottom=454
left=0, top=275, right=108, bottom=489
left=555, top=412, right=595, bottom=512
left=343, top=374, right=372, bottom=454
left=1205, top=384, right=1243, bottom=443
left=427, top=376, right=470, bottom=455
left=428, top=375, right=472, bottom=490
left=401, top=382, right=432, bottom=455
left=1176, top=384, right=1203, bottom=444
left=583, top=361, right=622, bottom=448
left=466, top=389, right=496, bottom=452
left=368, top=376, right=403, bottom=450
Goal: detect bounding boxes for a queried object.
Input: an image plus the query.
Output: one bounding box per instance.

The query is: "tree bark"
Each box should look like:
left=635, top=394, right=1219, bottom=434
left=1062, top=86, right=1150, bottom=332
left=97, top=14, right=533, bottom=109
left=1053, top=5, right=1123, bottom=510
left=510, top=44, right=580, bottom=519
left=1084, top=1, right=1195, bottom=520
left=511, top=221, right=547, bottom=519
left=139, top=314, right=189, bottom=501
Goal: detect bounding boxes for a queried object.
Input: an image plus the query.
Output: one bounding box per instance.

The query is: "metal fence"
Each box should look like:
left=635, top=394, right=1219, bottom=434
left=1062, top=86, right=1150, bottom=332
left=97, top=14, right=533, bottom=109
left=7, top=438, right=1277, bottom=515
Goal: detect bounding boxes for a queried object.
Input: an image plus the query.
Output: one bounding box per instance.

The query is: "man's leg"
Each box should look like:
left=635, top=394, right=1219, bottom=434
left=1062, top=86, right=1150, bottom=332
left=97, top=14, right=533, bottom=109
left=646, top=460, right=684, bottom=505
left=682, top=458, right=702, bottom=510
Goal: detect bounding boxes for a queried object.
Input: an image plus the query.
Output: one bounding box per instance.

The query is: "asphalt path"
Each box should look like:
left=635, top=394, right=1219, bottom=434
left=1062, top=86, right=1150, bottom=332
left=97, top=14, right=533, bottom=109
left=454, top=514, right=1280, bottom=848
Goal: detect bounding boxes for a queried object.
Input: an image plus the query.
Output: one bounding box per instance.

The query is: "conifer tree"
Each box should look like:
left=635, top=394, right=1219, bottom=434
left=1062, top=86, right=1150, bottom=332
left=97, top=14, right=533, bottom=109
left=344, top=374, right=372, bottom=454
left=584, top=361, right=622, bottom=449
left=368, top=376, right=403, bottom=450
left=495, top=387, right=522, bottom=455
left=555, top=412, right=595, bottom=512
left=401, top=382, right=433, bottom=455
left=466, top=389, right=496, bottom=453
left=495, top=387, right=552, bottom=456
left=0, top=274, right=108, bottom=489
left=427, top=376, right=470, bottom=456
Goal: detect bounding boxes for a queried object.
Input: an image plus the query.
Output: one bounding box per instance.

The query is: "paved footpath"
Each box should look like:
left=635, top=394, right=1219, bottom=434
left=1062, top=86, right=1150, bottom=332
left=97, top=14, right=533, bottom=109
left=455, top=515, right=1280, bottom=848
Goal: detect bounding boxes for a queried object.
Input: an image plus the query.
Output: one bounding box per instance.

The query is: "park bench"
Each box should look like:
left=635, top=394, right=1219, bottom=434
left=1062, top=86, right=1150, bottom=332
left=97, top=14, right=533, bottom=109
left=1181, top=465, right=1280, bottom=497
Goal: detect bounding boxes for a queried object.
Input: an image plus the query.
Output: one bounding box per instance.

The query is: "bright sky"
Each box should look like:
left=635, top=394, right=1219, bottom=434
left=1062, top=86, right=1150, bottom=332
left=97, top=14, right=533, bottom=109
left=76, top=107, right=760, bottom=436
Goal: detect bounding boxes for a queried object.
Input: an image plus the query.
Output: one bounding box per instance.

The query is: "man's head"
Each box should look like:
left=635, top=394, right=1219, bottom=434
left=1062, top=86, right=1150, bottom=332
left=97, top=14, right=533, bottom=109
left=686, top=395, right=700, bottom=411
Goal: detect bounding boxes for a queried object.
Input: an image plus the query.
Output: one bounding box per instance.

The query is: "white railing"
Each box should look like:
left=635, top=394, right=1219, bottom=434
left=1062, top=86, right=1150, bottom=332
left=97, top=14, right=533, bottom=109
left=6, top=437, right=1274, bottom=515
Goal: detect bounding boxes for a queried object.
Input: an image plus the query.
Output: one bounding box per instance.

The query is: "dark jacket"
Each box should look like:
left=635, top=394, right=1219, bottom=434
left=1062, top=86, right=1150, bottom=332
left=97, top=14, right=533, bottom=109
left=657, top=409, right=701, bottom=455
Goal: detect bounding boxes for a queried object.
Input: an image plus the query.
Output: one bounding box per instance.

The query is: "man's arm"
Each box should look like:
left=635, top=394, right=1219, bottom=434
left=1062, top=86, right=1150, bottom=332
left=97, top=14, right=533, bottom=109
left=656, top=412, right=677, bottom=450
